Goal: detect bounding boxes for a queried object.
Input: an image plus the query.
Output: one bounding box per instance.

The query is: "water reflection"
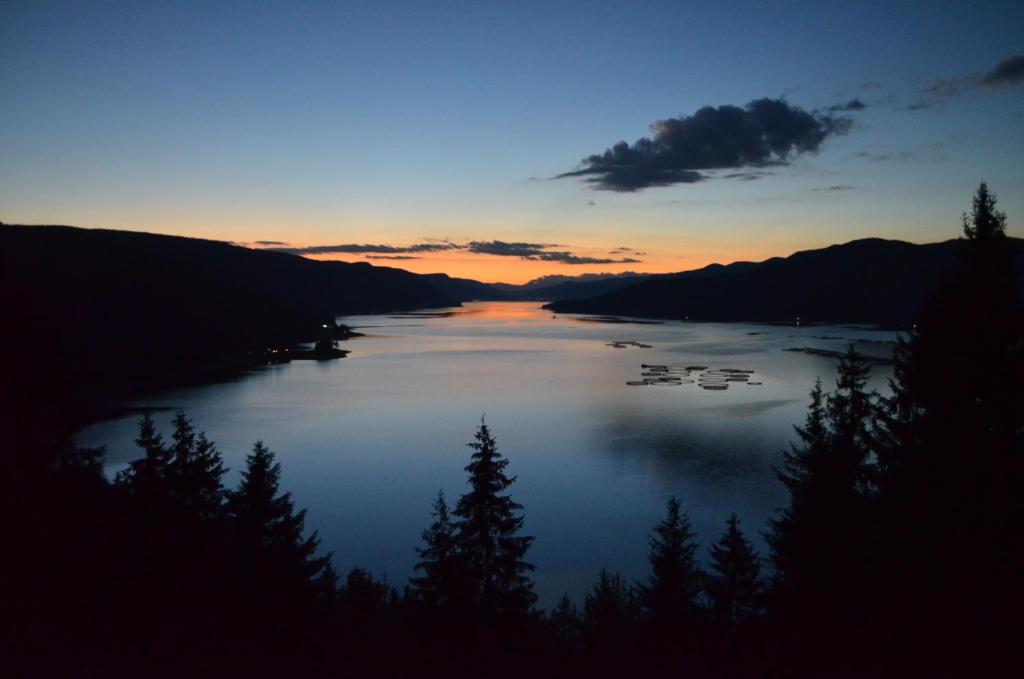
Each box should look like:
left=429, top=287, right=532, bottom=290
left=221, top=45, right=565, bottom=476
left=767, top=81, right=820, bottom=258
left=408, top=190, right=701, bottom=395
left=79, top=301, right=896, bottom=605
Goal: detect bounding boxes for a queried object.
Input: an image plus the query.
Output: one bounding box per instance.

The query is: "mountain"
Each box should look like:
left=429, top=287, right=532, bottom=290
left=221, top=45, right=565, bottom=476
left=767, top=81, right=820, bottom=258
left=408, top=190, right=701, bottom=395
left=517, top=274, right=652, bottom=300
left=421, top=273, right=513, bottom=301
left=545, top=238, right=1024, bottom=325
left=1, top=224, right=457, bottom=430
left=489, top=271, right=648, bottom=300
left=494, top=271, right=646, bottom=291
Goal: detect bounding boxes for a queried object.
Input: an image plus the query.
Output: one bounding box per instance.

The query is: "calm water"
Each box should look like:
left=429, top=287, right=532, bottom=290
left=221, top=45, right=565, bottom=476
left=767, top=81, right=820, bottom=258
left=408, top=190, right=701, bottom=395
left=80, top=301, right=896, bottom=606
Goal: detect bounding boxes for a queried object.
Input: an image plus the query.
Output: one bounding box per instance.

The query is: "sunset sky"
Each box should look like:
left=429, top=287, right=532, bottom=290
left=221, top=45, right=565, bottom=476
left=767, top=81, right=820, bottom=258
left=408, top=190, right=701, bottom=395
left=2, top=1, right=1022, bottom=283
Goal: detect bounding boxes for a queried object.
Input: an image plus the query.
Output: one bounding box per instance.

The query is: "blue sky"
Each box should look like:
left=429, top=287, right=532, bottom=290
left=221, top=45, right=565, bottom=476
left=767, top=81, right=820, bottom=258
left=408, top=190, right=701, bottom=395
left=2, top=1, right=1022, bottom=281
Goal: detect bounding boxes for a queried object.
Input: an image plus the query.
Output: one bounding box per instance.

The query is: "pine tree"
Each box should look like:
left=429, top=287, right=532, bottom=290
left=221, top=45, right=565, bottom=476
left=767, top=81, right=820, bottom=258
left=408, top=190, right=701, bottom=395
left=876, top=184, right=1024, bottom=670
left=705, top=513, right=762, bottom=638
left=339, top=567, right=393, bottom=627
left=768, top=352, right=877, bottom=595
left=452, top=419, right=536, bottom=620
left=882, top=183, right=1020, bottom=474
left=115, top=413, right=170, bottom=492
left=638, top=496, right=702, bottom=631
left=411, top=490, right=461, bottom=607
left=228, top=441, right=328, bottom=588
left=165, top=412, right=226, bottom=518
left=548, top=594, right=582, bottom=645
left=582, top=570, right=639, bottom=653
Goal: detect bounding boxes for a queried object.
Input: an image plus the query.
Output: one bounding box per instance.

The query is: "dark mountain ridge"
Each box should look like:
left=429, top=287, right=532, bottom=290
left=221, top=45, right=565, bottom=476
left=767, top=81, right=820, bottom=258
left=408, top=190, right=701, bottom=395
left=546, top=237, right=1024, bottom=325
left=1, top=224, right=456, bottom=430
left=420, top=273, right=513, bottom=301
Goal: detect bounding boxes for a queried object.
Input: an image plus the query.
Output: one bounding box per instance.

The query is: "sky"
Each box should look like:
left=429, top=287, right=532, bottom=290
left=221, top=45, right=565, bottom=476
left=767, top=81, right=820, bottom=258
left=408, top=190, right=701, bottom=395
left=2, top=1, right=1022, bottom=283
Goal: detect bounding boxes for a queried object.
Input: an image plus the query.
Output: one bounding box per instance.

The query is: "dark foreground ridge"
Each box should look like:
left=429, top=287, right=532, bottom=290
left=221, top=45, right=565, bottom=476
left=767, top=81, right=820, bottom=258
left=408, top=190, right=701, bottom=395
left=546, top=236, right=1024, bottom=325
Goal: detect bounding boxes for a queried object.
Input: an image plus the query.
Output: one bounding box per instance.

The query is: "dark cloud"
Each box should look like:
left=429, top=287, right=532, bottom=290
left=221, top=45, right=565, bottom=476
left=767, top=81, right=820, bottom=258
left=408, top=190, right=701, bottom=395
left=467, top=240, right=641, bottom=265
left=555, top=98, right=852, bottom=191
left=814, top=184, right=855, bottom=192
left=981, top=54, right=1024, bottom=88
left=720, top=171, right=765, bottom=181
left=255, top=240, right=288, bottom=246
left=896, top=102, right=930, bottom=112
left=273, top=242, right=462, bottom=255
left=271, top=238, right=644, bottom=266
left=860, top=81, right=882, bottom=90
left=826, top=98, right=867, bottom=112
left=850, top=151, right=913, bottom=162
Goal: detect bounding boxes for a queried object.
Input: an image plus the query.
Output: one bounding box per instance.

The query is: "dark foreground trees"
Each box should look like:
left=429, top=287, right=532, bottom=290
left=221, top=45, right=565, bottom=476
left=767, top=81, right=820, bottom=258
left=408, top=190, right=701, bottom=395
left=873, top=183, right=1024, bottom=674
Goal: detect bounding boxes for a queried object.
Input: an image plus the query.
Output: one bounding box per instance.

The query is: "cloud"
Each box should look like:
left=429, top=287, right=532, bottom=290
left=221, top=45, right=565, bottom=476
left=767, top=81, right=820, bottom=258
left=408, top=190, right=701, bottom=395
left=850, top=151, right=913, bottom=162
left=896, top=102, right=930, bottom=112
left=814, top=184, right=855, bottom=191
left=273, top=242, right=462, bottom=255
left=981, top=54, right=1024, bottom=88
left=467, top=240, right=641, bottom=265
left=720, top=171, right=766, bottom=181
left=254, top=240, right=289, bottom=246
left=826, top=98, right=867, bottom=112
left=918, top=54, right=1024, bottom=101
left=555, top=98, right=852, bottom=191
left=269, top=238, right=645, bottom=266
left=860, top=81, right=882, bottom=90
left=922, top=77, right=970, bottom=98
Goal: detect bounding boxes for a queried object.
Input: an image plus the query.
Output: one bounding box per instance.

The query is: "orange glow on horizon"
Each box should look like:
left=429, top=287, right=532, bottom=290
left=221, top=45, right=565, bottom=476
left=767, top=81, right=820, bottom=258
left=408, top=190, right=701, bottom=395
left=298, top=245, right=790, bottom=284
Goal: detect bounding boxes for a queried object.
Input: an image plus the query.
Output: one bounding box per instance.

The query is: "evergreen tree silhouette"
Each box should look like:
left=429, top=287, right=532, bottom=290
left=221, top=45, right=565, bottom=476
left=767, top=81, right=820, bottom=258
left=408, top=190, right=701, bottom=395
left=548, top=594, right=582, bottom=645
left=411, top=490, right=461, bottom=608
left=228, top=441, right=329, bottom=590
left=452, top=419, right=536, bottom=621
left=767, top=351, right=879, bottom=672
left=165, top=411, right=226, bottom=518
left=877, top=183, right=1024, bottom=672
left=115, top=413, right=170, bottom=492
left=705, top=513, right=763, bottom=638
left=338, top=567, right=393, bottom=628
left=638, top=496, right=703, bottom=633
left=581, top=570, right=639, bottom=659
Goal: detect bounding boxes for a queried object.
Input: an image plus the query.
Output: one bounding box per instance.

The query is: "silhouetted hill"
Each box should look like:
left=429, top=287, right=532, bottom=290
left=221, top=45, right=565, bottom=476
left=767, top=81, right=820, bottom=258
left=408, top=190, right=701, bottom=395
left=0, top=224, right=456, bottom=430
left=498, top=262, right=768, bottom=301
left=512, top=274, right=652, bottom=301
left=545, top=238, right=1024, bottom=325
left=421, top=273, right=513, bottom=301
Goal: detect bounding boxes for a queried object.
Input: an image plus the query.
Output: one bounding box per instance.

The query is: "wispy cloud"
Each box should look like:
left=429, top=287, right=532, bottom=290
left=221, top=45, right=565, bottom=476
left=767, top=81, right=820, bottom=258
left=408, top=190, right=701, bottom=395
left=554, top=98, right=852, bottom=191
left=895, top=102, right=930, bottom=112
left=917, top=54, right=1024, bottom=101
left=826, top=98, right=867, bottom=112
left=271, top=242, right=462, bottom=255
left=254, top=240, right=288, bottom=246
left=849, top=151, right=914, bottom=162
left=467, top=240, right=641, bottom=265
left=260, top=238, right=644, bottom=265
left=813, top=184, right=855, bottom=192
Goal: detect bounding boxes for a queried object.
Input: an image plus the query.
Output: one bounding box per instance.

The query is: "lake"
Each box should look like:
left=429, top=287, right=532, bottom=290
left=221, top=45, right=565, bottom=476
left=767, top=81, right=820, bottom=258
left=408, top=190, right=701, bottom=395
left=79, top=301, right=897, bottom=606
